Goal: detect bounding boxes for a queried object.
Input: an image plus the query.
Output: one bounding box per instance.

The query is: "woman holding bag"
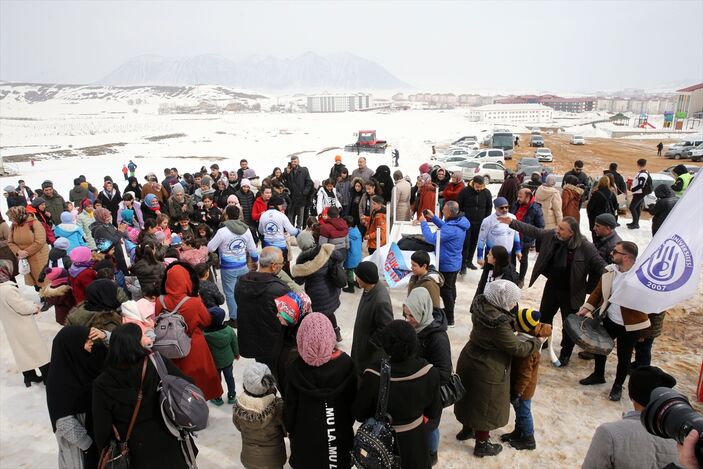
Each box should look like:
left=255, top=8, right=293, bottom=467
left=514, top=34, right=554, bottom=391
left=7, top=205, right=49, bottom=289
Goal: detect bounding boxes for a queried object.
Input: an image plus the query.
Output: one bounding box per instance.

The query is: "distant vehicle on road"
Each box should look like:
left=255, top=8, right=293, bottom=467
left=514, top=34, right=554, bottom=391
left=452, top=136, right=479, bottom=147
left=517, top=157, right=552, bottom=177
left=470, top=148, right=506, bottom=164
left=686, top=143, right=703, bottom=162
left=665, top=138, right=703, bottom=160
left=448, top=160, right=506, bottom=184
left=570, top=135, right=586, bottom=145
left=529, top=135, right=544, bottom=147
left=535, top=148, right=553, bottom=162
left=440, top=148, right=474, bottom=159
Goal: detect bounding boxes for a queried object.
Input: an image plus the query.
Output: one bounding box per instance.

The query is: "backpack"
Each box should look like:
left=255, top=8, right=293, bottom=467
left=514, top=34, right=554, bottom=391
left=351, top=359, right=401, bottom=469
left=642, top=172, right=653, bottom=195
left=153, top=296, right=191, bottom=359
left=149, top=352, right=207, bottom=468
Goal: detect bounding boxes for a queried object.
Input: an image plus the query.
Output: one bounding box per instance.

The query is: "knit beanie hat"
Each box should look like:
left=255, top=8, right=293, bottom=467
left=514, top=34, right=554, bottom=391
left=227, top=194, right=240, bottom=205
left=242, top=362, right=277, bottom=397
left=275, top=291, right=312, bottom=326
left=53, top=237, right=70, bottom=251
left=516, top=307, right=541, bottom=333
left=493, top=197, right=509, bottom=208
left=545, top=174, right=557, bottom=187
left=240, top=178, right=251, bottom=188
left=628, top=366, right=677, bottom=406
left=297, top=313, right=337, bottom=367
left=69, top=246, right=92, bottom=264
left=296, top=231, right=315, bottom=251
left=3, top=185, right=15, bottom=193
left=60, top=211, right=73, bottom=224
left=419, top=162, right=431, bottom=174
left=81, top=198, right=93, bottom=208
left=335, top=155, right=342, bottom=162
left=242, top=169, right=257, bottom=179
left=355, top=261, right=379, bottom=284
left=45, top=267, right=69, bottom=287
left=171, top=184, right=185, bottom=195
left=31, top=197, right=46, bottom=208
left=207, top=306, right=226, bottom=328
left=94, top=208, right=112, bottom=224
left=200, top=176, right=213, bottom=187
left=120, top=208, right=135, bottom=224
left=418, top=173, right=432, bottom=185
left=484, top=279, right=521, bottom=311
left=144, top=193, right=159, bottom=209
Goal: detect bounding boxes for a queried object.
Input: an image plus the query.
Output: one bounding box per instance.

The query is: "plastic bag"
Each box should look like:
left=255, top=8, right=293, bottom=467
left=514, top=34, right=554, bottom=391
left=18, top=258, right=30, bottom=275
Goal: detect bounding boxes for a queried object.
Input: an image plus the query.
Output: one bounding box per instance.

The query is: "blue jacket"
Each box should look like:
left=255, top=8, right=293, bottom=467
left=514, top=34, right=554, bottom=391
left=345, top=226, right=362, bottom=269
left=421, top=215, right=470, bottom=273
left=510, top=200, right=545, bottom=247
left=53, top=223, right=88, bottom=254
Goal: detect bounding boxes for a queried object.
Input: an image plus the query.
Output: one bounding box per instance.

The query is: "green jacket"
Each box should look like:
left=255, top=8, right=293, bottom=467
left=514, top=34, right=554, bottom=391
left=204, top=326, right=239, bottom=369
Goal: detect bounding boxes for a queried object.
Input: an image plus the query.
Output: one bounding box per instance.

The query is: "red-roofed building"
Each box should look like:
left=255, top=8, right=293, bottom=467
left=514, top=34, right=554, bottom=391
left=494, top=94, right=595, bottom=112
left=675, top=83, right=703, bottom=119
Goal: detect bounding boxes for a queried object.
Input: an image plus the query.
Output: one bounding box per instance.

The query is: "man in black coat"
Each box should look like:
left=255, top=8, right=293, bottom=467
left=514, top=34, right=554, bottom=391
left=562, top=160, right=591, bottom=202
left=592, top=214, right=622, bottom=264
left=350, top=262, right=393, bottom=378
left=647, top=184, right=678, bottom=235
left=498, top=216, right=606, bottom=366
left=604, top=162, right=627, bottom=195
left=284, top=156, right=313, bottom=228
left=458, top=176, right=493, bottom=273
left=234, top=247, right=291, bottom=374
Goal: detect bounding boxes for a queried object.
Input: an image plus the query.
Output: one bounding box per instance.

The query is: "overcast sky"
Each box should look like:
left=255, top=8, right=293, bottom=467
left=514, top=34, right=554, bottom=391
left=1, top=0, right=702, bottom=93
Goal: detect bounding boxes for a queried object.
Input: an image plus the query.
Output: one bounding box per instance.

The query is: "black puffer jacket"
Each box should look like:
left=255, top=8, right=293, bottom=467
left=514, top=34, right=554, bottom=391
left=292, top=244, right=344, bottom=316
left=457, top=185, right=493, bottom=223
left=416, top=308, right=452, bottom=386
left=235, top=189, right=255, bottom=225
left=90, top=221, right=128, bottom=274
left=648, top=184, right=678, bottom=235
left=131, top=259, right=165, bottom=292
left=285, top=166, right=313, bottom=204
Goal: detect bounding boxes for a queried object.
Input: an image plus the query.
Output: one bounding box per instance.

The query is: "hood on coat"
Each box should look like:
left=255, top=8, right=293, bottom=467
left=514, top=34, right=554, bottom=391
left=161, top=261, right=200, bottom=297
left=40, top=284, right=71, bottom=298
left=417, top=308, right=448, bottom=340
left=417, top=268, right=445, bottom=288
left=224, top=219, right=249, bottom=235
left=445, top=215, right=471, bottom=230
left=655, top=183, right=676, bottom=199
left=292, top=244, right=337, bottom=278
left=288, top=353, right=356, bottom=398
left=536, top=184, right=560, bottom=201
left=238, top=271, right=288, bottom=297
left=56, top=223, right=80, bottom=232
left=233, top=394, right=280, bottom=423
left=120, top=300, right=142, bottom=322
left=320, top=217, right=348, bottom=238
left=470, top=294, right=514, bottom=329
left=563, top=184, right=584, bottom=197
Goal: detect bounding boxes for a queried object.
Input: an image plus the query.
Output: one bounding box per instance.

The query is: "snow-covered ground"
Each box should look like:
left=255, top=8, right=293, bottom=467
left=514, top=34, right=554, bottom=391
left=1, top=107, right=701, bottom=468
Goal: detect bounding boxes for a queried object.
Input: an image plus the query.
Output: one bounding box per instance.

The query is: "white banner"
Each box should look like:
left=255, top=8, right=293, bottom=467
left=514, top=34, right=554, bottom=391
left=610, top=173, right=703, bottom=312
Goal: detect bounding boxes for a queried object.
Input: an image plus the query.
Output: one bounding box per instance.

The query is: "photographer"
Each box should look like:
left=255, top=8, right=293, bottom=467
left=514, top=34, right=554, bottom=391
left=582, top=366, right=679, bottom=469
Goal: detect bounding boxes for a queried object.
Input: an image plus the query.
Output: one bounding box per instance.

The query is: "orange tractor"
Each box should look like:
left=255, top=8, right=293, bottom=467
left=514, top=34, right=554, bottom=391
left=344, top=130, right=388, bottom=154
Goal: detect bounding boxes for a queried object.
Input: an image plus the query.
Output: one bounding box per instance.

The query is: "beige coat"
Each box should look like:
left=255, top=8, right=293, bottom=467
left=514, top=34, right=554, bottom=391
left=394, top=178, right=412, bottom=221
left=8, top=218, right=49, bottom=287
left=534, top=185, right=563, bottom=230
left=0, top=281, right=50, bottom=371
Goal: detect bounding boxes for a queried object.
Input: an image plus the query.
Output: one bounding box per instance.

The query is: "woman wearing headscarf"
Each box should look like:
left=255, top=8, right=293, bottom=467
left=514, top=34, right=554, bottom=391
left=284, top=313, right=357, bottom=469
left=534, top=174, right=563, bottom=230
left=402, top=287, right=452, bottom=465
left=272, top=291, right=312, bottom=393
left=97, top=179, right=122, bottom=226
left=126, top=176, right=142, bottom=201
left=413, top=173, right=437, bottom=221
left=454, top=280, right=541, bottom=457
left=0, top=212, right=18, bottom=279
left=7, top=205, right=50, bottom=289
left=90, top=207, right=129, bottom=274
left=213, top=178, right=235, bottom=209
left=0, top=259, right=51, bottom=387
left=93, top=324, right=194, bottom=469
left=353, top=320, right=442, bottom=469
left=66, top=278, right=123, bottom=334
left=47, top=326, right=107, bottom=468
left=155, top=262, right=223, bottom=400
left=374, top=165, right=395, bottom=203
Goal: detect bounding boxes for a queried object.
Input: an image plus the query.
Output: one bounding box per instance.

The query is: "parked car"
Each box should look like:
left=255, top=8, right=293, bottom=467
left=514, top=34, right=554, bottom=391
left=660, top=164, right=701, bottom=177
left=665, top=138, right=703, bottom=160
left=535, top=148, right=553, bottom=162
left=517, top=157, right=552, bottom=177
left=441, top=147, right=474, bottom=158
left=470, top=148, right=506, bottom=163
left=452, top=136, right=478, bottom=146
left=643, top=173, right=675, bottom=211
left=448, top=161, right=506, bottom=185
left=570, top=135, right=586, bottom=145
left=686, top=143, right=703, bottom=162
left=437, top=155, right=472, bottom=164
left=531, top=128, right=541, bottom=135
left=529, top=135, right=545, bottom=147
left=454, top=140, right=480, bottom=150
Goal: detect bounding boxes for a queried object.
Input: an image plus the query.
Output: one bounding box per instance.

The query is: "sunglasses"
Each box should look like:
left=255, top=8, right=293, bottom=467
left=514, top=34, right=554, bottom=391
left=497, top=206, right=510, bottom=210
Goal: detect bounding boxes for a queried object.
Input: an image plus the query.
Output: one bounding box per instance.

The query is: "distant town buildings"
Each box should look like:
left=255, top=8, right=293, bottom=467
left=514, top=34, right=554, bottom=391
left=407, top=93, right=493, bottom=108
left=596, top=96, right=674, bottom=115
left=307, top=93, right=372, bottom=113
left=495, top=94, right=596, bottom=113
left=675, top=83, right=703, bottom=118
left=468, top=103, right=553, bottom=123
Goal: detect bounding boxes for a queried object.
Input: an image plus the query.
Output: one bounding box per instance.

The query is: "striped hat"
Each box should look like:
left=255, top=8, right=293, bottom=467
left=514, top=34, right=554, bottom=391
left=517, top=307, right=541, bottom=333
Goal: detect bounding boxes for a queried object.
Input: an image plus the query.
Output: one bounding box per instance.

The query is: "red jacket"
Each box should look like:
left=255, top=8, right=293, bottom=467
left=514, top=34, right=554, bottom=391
left=442, top=181, right=465, bottom=202
left=414, top=184, right=437, bottom=219
left=70, top=268, right=97, bottom=305
left=252, top=196, right=267, bottom=223
left=319, top=217, right=348, bottom=239
left=155, top=262, right=223, bottom=400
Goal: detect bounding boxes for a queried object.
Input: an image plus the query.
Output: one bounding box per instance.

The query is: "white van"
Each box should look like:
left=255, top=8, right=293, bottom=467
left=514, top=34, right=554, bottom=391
left=469, top=148, right=506, bottom=164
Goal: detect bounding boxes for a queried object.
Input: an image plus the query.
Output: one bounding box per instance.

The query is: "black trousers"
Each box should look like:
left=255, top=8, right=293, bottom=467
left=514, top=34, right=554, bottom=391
left=594, top=316, right=639, bottom=386
left=539, top=281, right=577, bottom=358
left=288, top=202, right=306, bottom=228
left=440, top=271, right=459, bottom=324
left=462, top=222, right=481, bottom=267
left=629, top=194, right=645, bottom=227
left=511, top=249, right=530, bottom=282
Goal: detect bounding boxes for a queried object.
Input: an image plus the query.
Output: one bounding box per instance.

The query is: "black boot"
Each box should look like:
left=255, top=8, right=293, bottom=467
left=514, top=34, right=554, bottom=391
left=334, top=327, right=343, bottom=343
left=558, top=350, right=571, bottom=368
left=456, top=426, right=475, bottom=441
left=430, top=452, right=438, bottom=466
left=509, top=434, right=536, bottom=451
left=579, top=373, right=606, bottom=386
left=474, top=440, right=503, bottom=457
left=39, top=363, right=50, bottom=384
left=22, top=370, right=43, bottom=388
left=500, top=428, right=522, bottom=442
left=342, top=281, right=355, bottom=293
left=608, top=384, right=623, bottom=401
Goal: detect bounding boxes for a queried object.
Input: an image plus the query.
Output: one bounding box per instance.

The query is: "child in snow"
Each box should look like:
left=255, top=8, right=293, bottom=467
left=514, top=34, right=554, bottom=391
left=64, top=201, right=78, bottom=223
left=120, top=300, right=155, bottom=347
left=364, top=195, right=387, bottom=255
left=502, top=307, right=552, bottom=451
left=178, top=237, right=209, bottom=267
left=40, top=267, right=75, bottom=325
left=38, top=237, right=72, bottom=285
left=232, top=362, right=286, bottom=469
left=204, top=307, right=239, bottom=405
left=53, top=212, right=88, bottom=254
left=343, top=216, right=362, bottom=293
left=135, top=281, right=158, bottom=328
left=68, top=246, right=96, bottom=305
left=194, top=263, right=225, bottom=308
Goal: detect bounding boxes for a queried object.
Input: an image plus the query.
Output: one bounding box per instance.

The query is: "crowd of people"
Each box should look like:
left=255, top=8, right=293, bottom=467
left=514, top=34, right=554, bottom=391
left=0, top=152, right=696, bottom=469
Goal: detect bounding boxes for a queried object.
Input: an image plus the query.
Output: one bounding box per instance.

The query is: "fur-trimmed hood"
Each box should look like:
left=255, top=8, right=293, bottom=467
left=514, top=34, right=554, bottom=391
left=40, top=284, right=72, bottom=298
left=291, top=244, right=336, bottom=278
left=563, top=183, right=584, bottom=197
left=233, top=394, right=281, bottom=423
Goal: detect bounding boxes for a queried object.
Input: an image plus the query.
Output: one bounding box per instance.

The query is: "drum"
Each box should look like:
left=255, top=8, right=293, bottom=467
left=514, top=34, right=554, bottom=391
left=564, top=309, right=614, bottom=356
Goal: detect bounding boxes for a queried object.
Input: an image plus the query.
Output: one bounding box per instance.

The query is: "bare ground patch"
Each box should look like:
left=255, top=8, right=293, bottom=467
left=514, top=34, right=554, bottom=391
left=3, top=142, right=127, bottom=162
left=144, top=133, right=187, bottom=142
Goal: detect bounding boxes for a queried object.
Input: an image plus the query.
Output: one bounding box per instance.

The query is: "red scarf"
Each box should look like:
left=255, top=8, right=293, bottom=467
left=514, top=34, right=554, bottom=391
left=515, top=196, right=535, bottom=221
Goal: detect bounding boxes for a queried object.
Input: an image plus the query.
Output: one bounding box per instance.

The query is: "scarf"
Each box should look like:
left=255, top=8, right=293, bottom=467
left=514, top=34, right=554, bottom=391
left=405, top=287, right=435, bottom=332
left=85, top=279, right=121, bottom=311
left=93, top=208, right=112, bottom=225
left=515, top=197, right=534, bottom=222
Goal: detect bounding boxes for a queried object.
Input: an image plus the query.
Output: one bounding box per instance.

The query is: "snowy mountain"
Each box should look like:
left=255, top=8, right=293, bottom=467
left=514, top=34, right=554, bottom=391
left=98, top=52, right=410, bottom=90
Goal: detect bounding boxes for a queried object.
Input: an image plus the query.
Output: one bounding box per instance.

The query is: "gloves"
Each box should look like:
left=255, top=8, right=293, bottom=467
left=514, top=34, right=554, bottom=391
left=510, top=395, right=521, bottom=408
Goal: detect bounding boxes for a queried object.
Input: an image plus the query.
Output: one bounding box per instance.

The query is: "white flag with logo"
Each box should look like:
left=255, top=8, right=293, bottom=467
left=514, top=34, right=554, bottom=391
left=610, top=173, right=703, bottom=312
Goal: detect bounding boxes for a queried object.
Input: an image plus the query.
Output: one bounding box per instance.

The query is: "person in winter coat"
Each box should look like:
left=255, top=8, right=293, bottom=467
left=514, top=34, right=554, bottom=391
left=474, top=245, right=519, bottom=299
left=192, top=263, right=225, bottom=309
left=66, top=279, right=123, bottom=333
left=233, top=362, right=287, bottom=469
left=97, top=179, right=122, bottom=227
left=498, top=216, right=606, bottom=366
left=408, top=250, right=445, bottom=309
left=208, top=205, right=259, bottom=321
left=40, top=180, right=67, bottom=225
left=0, top=259, right=51, bottom=387
left=41, top=267, right=76, bottom=325
left=251, top=186, right=271, bottom=225
left=126, top=176, right=142, bottom=201
left=349, top=177, right=365, bottom=229
left=120, top=300, right=155, bottom=346
left=562, top=175, right=585, bottom=222
left=204, top=307, right=239, bottom=405
left=413, top=173, right=437, bottom=220
left=393, top=170, right=412, bottom=221
left=213, top=178, right=236, bottom=209
left=334, top=167, right=352, bottom=217
left=316, top=178, right=342, bottom=215
left=353, top=320, right=442, bottom=469
left=498, top=171, right=521, bottom=207
left=140, top=193, right=162, bottom=224
left=350, top=262, right=394, bottom=377
left=364, top=195, right=387, bottom=254
left=47, top=326, right=108, bottom=469
left=454, top=280, right=542, bottom=457
left=292, top=232, right=345, bottom=340
left=166, top=183, right=194, bottom=224
left=131, top=242, right=166, bottom=294
left=357, top=179, right=380, bottom=234
left=587, top=176, right=618, bottom=236
left=648, top=183, right=678, bottom=235
left=592, top=213, right=622, bottom=264
left=68, top=178, right=90, bottom=206
left=671, top=163, right=693, bottom=197
left=68, top=246, right=96, bottom=304
left=93, top=324, right=195, bottom=469
left=7, top=206, right=50, bottom=289
left=319, top=206, right=349, bottom=256
left=477, top=197, right=521, bottom=267
left=235, top=247, right=291, bottom=373
left=502, top=308, right=552, bottom=451
left=534, top=174, right=563, bottom=230
left=284, top=313, right=357, bottom=469
left=90, top=208, right=129, bottom=274
left=510, top=188, right=545, bottom=286
left=374, top=164, right=394, bottom=203
left=116, top=192, right=144, bottom=228
left=76, top=199, right=97, bottom=250
left=458, top=175, right=493, bottom=272
left=141, top=177, right=169, bottom=204
left=442, top=170, right=465, bottom=203
left=343, top=216, right=362, bottom=293
left=0, top=215, right=17, bottom=280
left=4, top=185, right=27, bottom=209
left=420, top=201, right=469, bottom=326
left=329, top=155, right=347, bottom=180
left=284, top=156, right=314, bottom=228
left=53, top=211, right=87, bottom=253
left=350, top=156, right=375, bottom=182
left=402, top=288, right=452, bottom=464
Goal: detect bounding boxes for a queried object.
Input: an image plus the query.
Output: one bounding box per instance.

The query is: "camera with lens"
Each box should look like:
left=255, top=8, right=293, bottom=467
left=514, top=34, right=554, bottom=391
left=641, top=387, right=703, bottom=466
